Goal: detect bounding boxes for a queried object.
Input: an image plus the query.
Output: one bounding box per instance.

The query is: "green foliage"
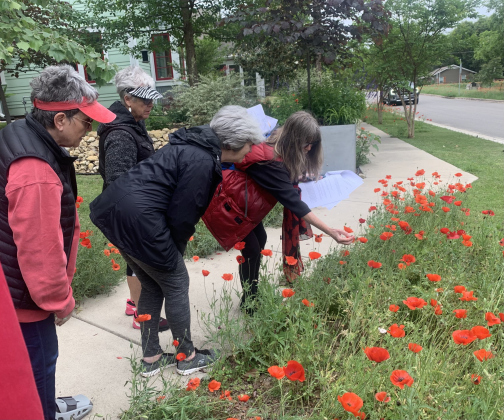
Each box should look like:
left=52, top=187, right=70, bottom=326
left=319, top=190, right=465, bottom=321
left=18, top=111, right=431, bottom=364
left=262, top=89, right=303, bottom=125
left=145, top=104, right=188, bottom=130
left=420, top=83, right=504, bottom=100
left=356, top=127, right=381, bottom=168
left=194, top=37, right=229, bottom=76
left=475, top=57, right=504, bottom=86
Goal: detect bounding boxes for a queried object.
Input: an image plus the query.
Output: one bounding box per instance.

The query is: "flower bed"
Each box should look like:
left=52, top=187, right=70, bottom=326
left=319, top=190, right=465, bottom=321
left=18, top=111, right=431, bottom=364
left=124, top=169, right=503, bottom=420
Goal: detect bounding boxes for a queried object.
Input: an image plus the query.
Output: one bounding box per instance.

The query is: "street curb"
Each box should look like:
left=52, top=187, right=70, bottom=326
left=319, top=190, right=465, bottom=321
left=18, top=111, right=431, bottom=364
left=421, top=93, right=504, bottom=103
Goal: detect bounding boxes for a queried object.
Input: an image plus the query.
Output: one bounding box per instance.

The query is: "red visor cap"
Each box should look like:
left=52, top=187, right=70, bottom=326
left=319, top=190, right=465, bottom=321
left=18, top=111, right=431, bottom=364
left=33, top=98, right=116, bottom=124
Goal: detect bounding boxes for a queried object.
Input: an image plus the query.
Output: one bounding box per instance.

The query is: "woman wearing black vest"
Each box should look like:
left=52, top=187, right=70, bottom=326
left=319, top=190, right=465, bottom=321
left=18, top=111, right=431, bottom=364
left=97, top=66, right=169, bottom=331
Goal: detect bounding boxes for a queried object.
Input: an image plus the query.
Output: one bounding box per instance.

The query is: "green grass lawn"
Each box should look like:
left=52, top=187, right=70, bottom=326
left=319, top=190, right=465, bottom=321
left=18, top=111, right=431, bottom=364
left=421, top=83, right=504, bottom=100
left=364, top=108, right=504, bottom=222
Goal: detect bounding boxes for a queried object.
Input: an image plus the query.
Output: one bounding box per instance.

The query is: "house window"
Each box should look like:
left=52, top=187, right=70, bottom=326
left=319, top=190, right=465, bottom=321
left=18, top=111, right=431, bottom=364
left=141, top=50, right=149, bottom=63
left=152, top=34, right=173, bottom=80
left=462, top=74, right=467, bottom=81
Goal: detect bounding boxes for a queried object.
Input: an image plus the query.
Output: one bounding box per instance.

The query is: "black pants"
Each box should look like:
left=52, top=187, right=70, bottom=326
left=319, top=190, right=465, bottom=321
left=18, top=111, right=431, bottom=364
left=239, top=222, right=267, bottom=305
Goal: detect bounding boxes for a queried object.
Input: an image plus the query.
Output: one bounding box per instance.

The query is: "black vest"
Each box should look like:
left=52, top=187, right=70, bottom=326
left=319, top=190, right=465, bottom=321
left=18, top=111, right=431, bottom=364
left=98, top=101, right=154, bottom=190
left=0, top=115, right=77, bottom=310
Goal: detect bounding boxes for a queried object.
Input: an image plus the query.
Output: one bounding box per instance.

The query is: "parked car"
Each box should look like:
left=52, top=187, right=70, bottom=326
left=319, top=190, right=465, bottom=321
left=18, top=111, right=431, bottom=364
left=382, top=87, right=420, bottom=105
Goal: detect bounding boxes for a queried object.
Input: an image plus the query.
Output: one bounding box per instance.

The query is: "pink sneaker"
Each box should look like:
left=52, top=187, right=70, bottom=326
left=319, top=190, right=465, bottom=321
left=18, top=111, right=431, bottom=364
left=125, top=299, right=136, bottom=316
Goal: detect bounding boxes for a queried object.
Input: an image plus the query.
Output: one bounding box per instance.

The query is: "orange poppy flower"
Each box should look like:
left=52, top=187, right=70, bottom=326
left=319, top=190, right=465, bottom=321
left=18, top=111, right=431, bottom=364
left=471, top=326, right=491, bottom=339
left=236, top=255, right=245, bottom=264
left=481, top=210, right=495, bottom=216
left=400, top=254, right=415, bottom=266
left=192, top=256, right=199, bottom=262
left=238, top=394, right=250, bottom=402
left=375, top=392, right=391, bottom=403
left=374, top=188, right=381, bottom=193
left=473, top=349, right=494, bottom=362
left=268, top=365, right=285, bottom=379
left=208, top=380, right=221, bottom=392
left=202, top=270, right=210, bottom=276
left=462, top=240, right=473, bottom=247
left=452, top=330, right=477, bottom=345
left=388, top=324, right=405, bottom=338
left=430, top=299, right=438, bottom=307
left=308, top=251, right=321, bottom=260
left=176, top=353, right=186, bottom=361
left=415, top=169, right=425, bottom=176
left=282, top=288, right=295, bottom=298
left=112, top=262, right=121, bottom=271
left=390, top=370, right=414, bottom=389
left=302, top=299, right=314, bottom=307
left=453, top=309, right=467, bottom=318
left=367, top=260, right=382, bottom=269
left=76, top=196, right=84, bottom=203
left=485, top=312, right=501, bottom=326
left=442, top=206, right=450, bottom=213
left=79, top=230, right=91, bottom=239
left=426, top=274, right=441, bottom=282
left=402, top=297, right=427, bottom=310
left=499, top=313, right=504, bottom=322
left=156, top=395, right=165, bottom=402
left=453, top=285, right=466, bottom=293
left=389, top=304, right=399, bottom=312
left=107, top=243, right=114, bottom=247
left=369, top=206, right=377, bottom=212
left=134, top=314, right=151, bottom=323
left=343, top=226, right=353, bottom=233
left=459, top=291, right=478, bottom=301
left=112, top=248, right=120, bottom=254
left=186, top=377, right=200, bottom=391
left=80, top=238, right=91, bottom=247
left=234, top=242, right=246, bottom=250
left=434, top=304, right=443, bottom=315
left=342, top=250, right=350, bottom=256
left=283, top=360, right=305, bottom=382
left=405, top=206, right=415, bottom=213
left=428, top=190, right=435, bottom=197
left=358, top=237, right=368, bottom=243
left=172, top=340, right=179, bottom=347
left=398, top=263, right=406, bottom=270
left=285, top=256, right=297, bottom=265
left=219, top=390, right=232, bottom=400
left=408, top=343, right=423, bottom=353
left=337, top=392, right=364, bottom=416
left=435, top=288, right=444, bottom=292
left=454, top=200, right=462, bottom=206
left=189, top=236, right=194, bottom=241
left=260, top=249, right=273, bottom=257
left=222, top=273, right=233, bottom=281
left=363, top=347, right=390, bottom=363
left=103, top=249, right=111, bottom=257
left=380, top=232, right=394, bottom=241
left=314, top=234, right=323, bottom=243
left=339, top=261, right=346, bottom=265
left=471, top=374, right=481, bottom=384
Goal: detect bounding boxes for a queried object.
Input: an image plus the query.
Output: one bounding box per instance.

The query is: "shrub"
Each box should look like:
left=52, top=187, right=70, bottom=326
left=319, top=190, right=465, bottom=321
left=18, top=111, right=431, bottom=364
left=356, top=126, right=381, bottom=168
left=262, top=89, right=303, bottom=125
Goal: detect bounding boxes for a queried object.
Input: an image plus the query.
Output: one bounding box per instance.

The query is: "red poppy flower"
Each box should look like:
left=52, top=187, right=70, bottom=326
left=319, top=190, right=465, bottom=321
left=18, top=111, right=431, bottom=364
left=189, top=236, right=194, bottom=241
left=471, top=326, right=491, bottom=339
left=358, top=237, right=368, bottom=243
left=452, top=330, right=477, bottom=345
left=434, top=304, right=443, bottom=315
left=219, top=390, right=232, bottom=400
left=282, top=288, right=295, bottom=298
left=459, top=291, right=477, bottom=301
left=192, top=256, right=199, bottom=262
left=302, top=299, right=314, bottom=307
left=374, top=188, right=381, bottom=193
left=442, top=206, right=451, bottom=213
left=208, top=380, right=221, bottom=392
left=260, top=249, right=273, bottom=257
left=485, top=312, right=501, bottom=326
left=380, top=232, right=394, bottom=241
left=399, top=254, right=415, bottom=266
left=186, top=377, right=200, bottom=391
left=462, top=240, right=473, bottom=247
left=80, top=238, right=91, bottom=247
left=103, top=249, right=111, bottom=257
left=238, top=394, right=250, bottom=402
left=440, top=196, right=454, bottom=204
left=499, top=313, right=504, bottom=322
left=111, top=260, right=121, bottom=271
left=344, top=226, right=353, bottom=233
left=342, top=250, right=350, bottom=257
left=481, top=210, right=495, bottom=216
left=234, top=242, right=246, bottom=250
left=430, top=299, right=438, bottom=307
left=308, top=251, right=321, bottom=260
left=268, top=366, right=285, bottom=379
left=314, top=234, right=323, bottom=243
left=402, top=297, right=428, bottom=310
left=446, top=231, right=460, bottom=240
left=405, top=206, right=415, bottom=213
left=283, top=360, right=305, bottom=382
left=369, top=206, right=377, bottom=212
left=172, top=340, right=179, bottom=347
left=359, top=218, right=366, bottom=224
left=453, top=309, right=467, bottom=319
left=375, top=391, right=391, bottom=403
left=338, top=392, right=363, bottom=416
left=367, top=260, right=382, bottom=269
left=426, top=274, right=441, bottom=282
left=408, top=343, right=423, bottom=353
left=471, top=374, right=481, bottom=384
left=79, top=230, right=91, bottom=239
left=156, top=395, right=165, bottom=402
left=454, top=172, right=462, bottom=177
left=389, top=304, right=399, bottom=312
left=363, top=347, right=390, bottom=363
left=202, top=270, right=210, bottom=277
left=435, top=288, right=444, bottom=292
left=339, top=260, right=346, bottom=265
left=176, top=353, right=186, bottom=361
left=134, top=314, right=151, bottom=323
left=398, top=263, right=406, bottom=270
left=76, top=196, right=84, bottom=203
left=415, top=169, right=425, bottom=176
left=236, top=255, right=245, bottom=264
left=440, top=227, right=450, bottom=234
left=473, top=349, right=494, bottom=361
left=222, top=273, right=233, bottom=281
left=454, top=200, right=462, bottom=206
left=390, top=370, right=414, bottom=389
left=388, top=324, right=406, bottom=337
left=454, top=285, right=466, bottom=293
left=285, top=256, right=297, bottom=265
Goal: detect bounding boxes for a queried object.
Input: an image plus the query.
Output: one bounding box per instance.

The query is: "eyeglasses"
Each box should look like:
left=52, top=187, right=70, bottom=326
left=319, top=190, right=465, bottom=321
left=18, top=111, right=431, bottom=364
left=137, top=97, right=154, bottom=106
left=73, top=116, right=93, bottom=131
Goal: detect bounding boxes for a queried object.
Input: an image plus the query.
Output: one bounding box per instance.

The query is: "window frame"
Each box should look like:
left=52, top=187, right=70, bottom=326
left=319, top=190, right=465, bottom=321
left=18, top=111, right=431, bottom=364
left=152, top=33, right=174, bottom=81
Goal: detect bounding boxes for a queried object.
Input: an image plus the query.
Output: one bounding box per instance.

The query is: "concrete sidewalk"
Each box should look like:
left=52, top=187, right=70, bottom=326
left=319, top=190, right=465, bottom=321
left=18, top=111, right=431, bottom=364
left=56, top=124, right=478, bottom=419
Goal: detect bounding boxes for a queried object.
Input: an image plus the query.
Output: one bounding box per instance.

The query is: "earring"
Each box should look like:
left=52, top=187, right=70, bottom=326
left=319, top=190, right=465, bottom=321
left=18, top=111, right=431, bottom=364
left=129, top=107, right=132, bottom=112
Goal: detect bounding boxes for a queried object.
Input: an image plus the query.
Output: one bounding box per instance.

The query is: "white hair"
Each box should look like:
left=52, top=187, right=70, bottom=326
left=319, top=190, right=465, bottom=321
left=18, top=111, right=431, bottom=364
left=210, top=105, right=264, bottom=150
left=114, top=66, right=156, bottom=104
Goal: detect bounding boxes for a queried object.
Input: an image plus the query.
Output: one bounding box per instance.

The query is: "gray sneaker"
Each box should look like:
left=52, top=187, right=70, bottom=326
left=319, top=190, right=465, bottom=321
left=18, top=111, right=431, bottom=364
left=176, top=348, right=219, bottom=376
left=141, top=352, right=176, bottom=377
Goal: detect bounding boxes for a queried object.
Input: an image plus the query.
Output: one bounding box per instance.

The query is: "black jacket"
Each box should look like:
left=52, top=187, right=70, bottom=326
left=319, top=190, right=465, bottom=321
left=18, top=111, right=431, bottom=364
left=0, top=115, right=77, bottom=309
left=90, top=125, right=222, bottom=271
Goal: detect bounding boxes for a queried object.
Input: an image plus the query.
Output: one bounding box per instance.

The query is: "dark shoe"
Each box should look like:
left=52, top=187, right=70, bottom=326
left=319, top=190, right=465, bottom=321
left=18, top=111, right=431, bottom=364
left=176, top=348, right=219, bottom=376
left=55, top=394, right=93, bottom=420
left=158, top=317, right=170, bottom=333
left=141, top=353, right=176, bottom=377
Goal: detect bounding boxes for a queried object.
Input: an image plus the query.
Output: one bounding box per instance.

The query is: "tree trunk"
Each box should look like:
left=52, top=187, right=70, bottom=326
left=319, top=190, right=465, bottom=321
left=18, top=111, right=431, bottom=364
left=306, top=52, right=311, bottom=112
left=180, top=0, right=197, bottom=86
left=0, top=84, right=12, bottom=124
left=377, top=86, right=383, bottom=124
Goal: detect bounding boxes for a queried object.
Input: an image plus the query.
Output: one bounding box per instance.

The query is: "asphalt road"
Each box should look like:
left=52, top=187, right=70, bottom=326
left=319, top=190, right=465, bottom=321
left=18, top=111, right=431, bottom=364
left=407, top=94, right=504, bottom=142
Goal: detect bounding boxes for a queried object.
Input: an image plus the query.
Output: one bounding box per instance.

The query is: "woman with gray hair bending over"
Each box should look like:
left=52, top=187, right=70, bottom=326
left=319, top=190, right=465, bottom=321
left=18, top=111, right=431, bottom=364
left=97, top=66, right=169, bottom=331
left=0, top=64, right=115, bottom=420
left=90, top=105, right=263, bottom=377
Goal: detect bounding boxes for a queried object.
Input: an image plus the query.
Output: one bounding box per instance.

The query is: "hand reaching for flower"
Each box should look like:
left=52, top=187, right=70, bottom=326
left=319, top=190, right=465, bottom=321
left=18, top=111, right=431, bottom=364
left=328, top=228, right=354, bottom=245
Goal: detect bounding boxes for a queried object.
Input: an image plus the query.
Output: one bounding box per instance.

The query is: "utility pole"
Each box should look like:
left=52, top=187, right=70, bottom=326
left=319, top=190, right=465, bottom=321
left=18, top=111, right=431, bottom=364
left=459, top=59, right=462, bottom=95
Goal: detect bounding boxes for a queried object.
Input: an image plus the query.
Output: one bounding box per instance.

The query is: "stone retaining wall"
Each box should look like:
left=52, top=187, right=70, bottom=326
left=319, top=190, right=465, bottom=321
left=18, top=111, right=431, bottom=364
left=70, top=128, right=178, bottom=174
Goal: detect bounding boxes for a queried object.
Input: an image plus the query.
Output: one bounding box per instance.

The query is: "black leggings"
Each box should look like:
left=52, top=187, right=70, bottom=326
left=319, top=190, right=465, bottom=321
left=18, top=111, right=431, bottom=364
left=239, top=222, right=267, bottom=305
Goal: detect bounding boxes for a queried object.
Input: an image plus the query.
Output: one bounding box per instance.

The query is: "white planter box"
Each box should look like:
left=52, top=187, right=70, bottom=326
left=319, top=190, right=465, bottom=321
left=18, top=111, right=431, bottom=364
left=320, top=124, right=356, bottom=174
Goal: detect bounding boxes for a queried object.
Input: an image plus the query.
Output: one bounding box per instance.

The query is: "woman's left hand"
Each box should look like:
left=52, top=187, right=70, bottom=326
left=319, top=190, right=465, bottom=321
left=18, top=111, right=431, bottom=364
left=327, top=228, right=354, bottom=245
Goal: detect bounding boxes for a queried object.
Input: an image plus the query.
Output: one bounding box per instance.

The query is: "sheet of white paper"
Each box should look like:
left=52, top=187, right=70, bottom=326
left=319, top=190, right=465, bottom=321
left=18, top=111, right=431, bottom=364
left=299, top=170, right=363, bottom=210
left=246, top=104, right=278, bottom=137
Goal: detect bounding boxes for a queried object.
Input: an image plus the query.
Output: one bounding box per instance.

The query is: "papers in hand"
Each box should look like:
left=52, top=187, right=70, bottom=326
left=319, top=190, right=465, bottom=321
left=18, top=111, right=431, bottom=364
left=246, top=104, right=278, bottom=137
left=299, top=170, right=363, bottom=210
